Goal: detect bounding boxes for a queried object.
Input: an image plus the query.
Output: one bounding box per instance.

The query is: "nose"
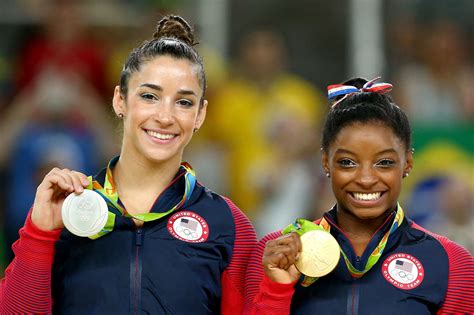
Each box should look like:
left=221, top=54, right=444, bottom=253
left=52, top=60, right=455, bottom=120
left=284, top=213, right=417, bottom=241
left=356, top=164, right=378, bottom=188
left=153, top=101, right=175, bottom=125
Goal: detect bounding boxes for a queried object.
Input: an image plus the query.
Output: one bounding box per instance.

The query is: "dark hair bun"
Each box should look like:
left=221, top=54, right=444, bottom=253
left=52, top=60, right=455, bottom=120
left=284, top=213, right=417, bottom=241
left=153, top=15, right=196, bottom=46
left=342, top=77, right=368, bottom=89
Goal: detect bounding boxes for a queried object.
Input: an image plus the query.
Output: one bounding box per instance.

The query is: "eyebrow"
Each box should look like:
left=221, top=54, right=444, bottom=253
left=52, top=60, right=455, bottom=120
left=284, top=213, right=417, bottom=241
left=139, top=83, right=197, bottom=96
left=335, top=148, right=398, bottom=155
left=140, top=83, right=163, bottom=91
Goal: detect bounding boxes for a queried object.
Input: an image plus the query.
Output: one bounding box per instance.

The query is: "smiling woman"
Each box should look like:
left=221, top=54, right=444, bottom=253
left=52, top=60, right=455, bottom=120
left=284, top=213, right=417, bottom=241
left=113, top=56, right=207, bottom=198
left=243, top=77, right=474, bottom=314
left=323, top=122, right=412, bottom=240
left=0, top=15, right=257, bottom=314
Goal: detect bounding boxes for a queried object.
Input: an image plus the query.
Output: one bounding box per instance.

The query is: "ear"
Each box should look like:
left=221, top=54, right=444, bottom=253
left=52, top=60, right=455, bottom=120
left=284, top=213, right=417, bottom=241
left=321, top=150, right=330, bottom=174
left=194, top=99, right=208, bottom=130
left=112, top=86, right=126, bottom=117
left=404, top=149, right=414, bottom=176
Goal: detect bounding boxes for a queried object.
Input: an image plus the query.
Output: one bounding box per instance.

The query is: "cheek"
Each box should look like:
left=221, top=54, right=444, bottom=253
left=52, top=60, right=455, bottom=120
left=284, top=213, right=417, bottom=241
left=384, top=173, right=403, bottom=191
left=179, top=111, right=199, bottom=129
left=330, top=174, right=350, bottom=193
left=331, top=171, right=352, bottom=185
left=123, top=109, right=146, bottom=137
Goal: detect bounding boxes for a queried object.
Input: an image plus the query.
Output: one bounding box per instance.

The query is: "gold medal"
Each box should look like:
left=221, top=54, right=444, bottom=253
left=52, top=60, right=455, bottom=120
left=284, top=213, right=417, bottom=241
left=295, top=229, right=340, bottom=277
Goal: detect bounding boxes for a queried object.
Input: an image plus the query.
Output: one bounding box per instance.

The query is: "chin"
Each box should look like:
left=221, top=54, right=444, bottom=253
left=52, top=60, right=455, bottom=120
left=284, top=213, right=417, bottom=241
left=353, top=207, right=392, bottom=221
left=139, top=148, right=174, bottom=163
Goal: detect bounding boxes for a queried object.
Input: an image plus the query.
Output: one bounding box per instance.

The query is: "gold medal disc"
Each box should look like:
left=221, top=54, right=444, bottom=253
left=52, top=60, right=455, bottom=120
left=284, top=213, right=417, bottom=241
left=295, top=230, right=340, bottom=277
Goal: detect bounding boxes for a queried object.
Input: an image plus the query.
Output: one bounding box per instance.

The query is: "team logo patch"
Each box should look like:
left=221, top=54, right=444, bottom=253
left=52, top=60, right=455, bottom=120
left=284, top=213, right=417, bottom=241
left=167, top=211, right=209, bottom=243
left=382, top=253, right=424, bottom=290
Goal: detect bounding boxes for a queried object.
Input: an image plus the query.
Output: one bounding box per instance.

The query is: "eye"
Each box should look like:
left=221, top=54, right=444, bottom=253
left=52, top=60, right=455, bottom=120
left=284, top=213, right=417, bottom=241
left=337, top=158, right=357, bottom=168
left=375, top=159, right=395, bottom=168
left=140, top=93, right=158, bottom=101
left=177, top=99, right=193, bottom=107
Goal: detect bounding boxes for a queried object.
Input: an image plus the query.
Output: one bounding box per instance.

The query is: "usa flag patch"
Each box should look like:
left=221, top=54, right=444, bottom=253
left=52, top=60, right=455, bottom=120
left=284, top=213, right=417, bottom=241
left=167, top=211, right=209, bottom=243
left=382, top=253, right=424, bottom=290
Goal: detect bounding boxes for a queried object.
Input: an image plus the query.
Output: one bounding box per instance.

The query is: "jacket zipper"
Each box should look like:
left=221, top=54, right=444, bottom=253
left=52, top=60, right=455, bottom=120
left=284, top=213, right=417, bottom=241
left=324, top=213, right=396, bottom=315
left=131, top=228, right=143, bottom=315
left=347, top=256, right=361, bottom=315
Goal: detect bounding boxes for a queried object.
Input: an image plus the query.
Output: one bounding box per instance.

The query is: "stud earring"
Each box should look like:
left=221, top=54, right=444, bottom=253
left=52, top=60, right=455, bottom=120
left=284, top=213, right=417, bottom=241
left=326, top=172, right=330, bottom=178
left=118, top=113, right=124, bottom=119
left=193, top=128, right=198, bottom=133
left=403, top=172, right=409, bottom=178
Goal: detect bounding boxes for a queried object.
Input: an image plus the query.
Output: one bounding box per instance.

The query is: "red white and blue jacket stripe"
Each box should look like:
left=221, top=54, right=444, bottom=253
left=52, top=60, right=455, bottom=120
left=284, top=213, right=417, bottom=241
left=0, top=161, right=257, bottom=314
left=244, top=207, right=474, bottom=314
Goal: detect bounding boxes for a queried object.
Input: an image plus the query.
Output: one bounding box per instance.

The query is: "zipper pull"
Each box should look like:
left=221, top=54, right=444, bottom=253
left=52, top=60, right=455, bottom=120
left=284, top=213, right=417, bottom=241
left=136, top=229, right=143, bottom=246
left=355, top=256, right=361, bottom=269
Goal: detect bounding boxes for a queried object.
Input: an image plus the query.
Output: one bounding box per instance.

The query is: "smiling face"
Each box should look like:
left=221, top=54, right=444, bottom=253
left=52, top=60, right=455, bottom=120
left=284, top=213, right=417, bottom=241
left=113, top=55, right=207, bottom=166
left=322, top=121, right=413, bottom=223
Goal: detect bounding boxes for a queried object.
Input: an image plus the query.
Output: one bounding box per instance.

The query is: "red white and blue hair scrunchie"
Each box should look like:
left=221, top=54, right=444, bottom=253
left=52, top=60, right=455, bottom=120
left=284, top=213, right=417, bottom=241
left=327, top=76, right=393, bottom=108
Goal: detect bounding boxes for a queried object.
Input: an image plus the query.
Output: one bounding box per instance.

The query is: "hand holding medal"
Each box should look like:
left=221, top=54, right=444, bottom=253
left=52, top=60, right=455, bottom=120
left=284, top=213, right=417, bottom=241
left=263, top=232, right=303, bottom=284
left=263, top=219, right=341, bottom=284
left=31, top=168, right=91, bottom=232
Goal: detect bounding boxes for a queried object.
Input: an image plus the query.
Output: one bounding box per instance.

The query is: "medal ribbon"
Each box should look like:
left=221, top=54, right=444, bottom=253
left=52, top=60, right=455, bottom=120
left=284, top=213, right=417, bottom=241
left=85, top=160, right=196, bottom=240
left=282, top=205, right=404, bottom=286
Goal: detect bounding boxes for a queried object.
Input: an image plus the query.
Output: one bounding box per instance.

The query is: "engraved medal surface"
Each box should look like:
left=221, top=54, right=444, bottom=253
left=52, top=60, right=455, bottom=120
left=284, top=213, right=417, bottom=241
left=295, top=230, right=340, bottom=277
left=62, top=190, right=108, bottom=237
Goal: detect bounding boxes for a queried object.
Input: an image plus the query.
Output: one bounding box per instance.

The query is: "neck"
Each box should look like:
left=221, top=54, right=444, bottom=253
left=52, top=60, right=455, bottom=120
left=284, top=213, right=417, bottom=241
left=113, top=149, right=182, bottom=213
left=336, top=207, right=394, bottom=256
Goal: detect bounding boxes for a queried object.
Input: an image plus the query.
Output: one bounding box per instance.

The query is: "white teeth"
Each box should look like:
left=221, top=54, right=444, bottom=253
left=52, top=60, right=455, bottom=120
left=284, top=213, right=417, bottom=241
left=352, top=192, right=381, bottom=201
left=146, top=130, right=175, bottom=140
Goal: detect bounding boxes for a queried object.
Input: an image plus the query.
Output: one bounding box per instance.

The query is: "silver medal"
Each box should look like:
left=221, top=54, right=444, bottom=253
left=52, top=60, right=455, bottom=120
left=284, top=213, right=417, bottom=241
left=62, top=190, right=108, bottom=237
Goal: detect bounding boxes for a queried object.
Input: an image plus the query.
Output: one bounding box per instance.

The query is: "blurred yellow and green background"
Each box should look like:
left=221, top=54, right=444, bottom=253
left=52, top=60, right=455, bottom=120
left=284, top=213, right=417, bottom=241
left=0, top=0, right=472, bottom=274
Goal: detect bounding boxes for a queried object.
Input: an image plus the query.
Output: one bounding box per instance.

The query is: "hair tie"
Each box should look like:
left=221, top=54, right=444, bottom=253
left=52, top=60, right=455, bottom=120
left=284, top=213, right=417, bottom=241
left=327, top=76, right=393, bottom=108
left=327, top=84, right=359, bottom=100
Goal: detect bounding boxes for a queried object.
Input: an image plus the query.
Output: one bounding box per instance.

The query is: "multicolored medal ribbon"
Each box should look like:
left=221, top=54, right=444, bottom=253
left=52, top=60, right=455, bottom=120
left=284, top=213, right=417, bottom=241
left=85, top=160, right=196, bottom=240
left=282, top=204, right=405, bottom=287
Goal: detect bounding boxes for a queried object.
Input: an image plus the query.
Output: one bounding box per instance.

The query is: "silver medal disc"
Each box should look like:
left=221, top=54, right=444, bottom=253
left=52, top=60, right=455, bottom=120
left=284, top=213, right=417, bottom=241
left=62, top=190, right=108, bottom=237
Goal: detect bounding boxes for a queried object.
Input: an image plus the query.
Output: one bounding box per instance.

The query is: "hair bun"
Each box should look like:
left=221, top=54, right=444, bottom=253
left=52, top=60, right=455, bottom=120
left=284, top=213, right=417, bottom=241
left=342, top=77, right=368, bottom=89
left=153, top=15, right=196, bottom=46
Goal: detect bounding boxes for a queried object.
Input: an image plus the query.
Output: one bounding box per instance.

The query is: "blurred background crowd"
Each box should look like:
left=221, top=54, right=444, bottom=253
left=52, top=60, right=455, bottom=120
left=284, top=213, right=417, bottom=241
left=0, top=0, right=472, bottom=274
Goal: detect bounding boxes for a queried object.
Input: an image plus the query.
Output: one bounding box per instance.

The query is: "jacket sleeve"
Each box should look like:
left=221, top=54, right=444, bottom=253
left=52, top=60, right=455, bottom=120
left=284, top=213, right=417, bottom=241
left=243, top=232, right=296, bottom=315
left=412, top=223, right=474, bottom=314
left=221, top=198, right=257, bottom=315
left=0, top=211, right=62, bottom=314
left=436, top=237, right=474, bottom=314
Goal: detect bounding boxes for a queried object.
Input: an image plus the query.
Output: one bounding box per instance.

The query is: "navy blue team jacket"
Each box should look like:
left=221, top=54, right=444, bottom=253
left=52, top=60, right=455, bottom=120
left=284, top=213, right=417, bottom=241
left=52, top=163, right=245, bottom=314
left=289, top=209, right=463, bottom=314
left=246, top=207, right=473, bottom=314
